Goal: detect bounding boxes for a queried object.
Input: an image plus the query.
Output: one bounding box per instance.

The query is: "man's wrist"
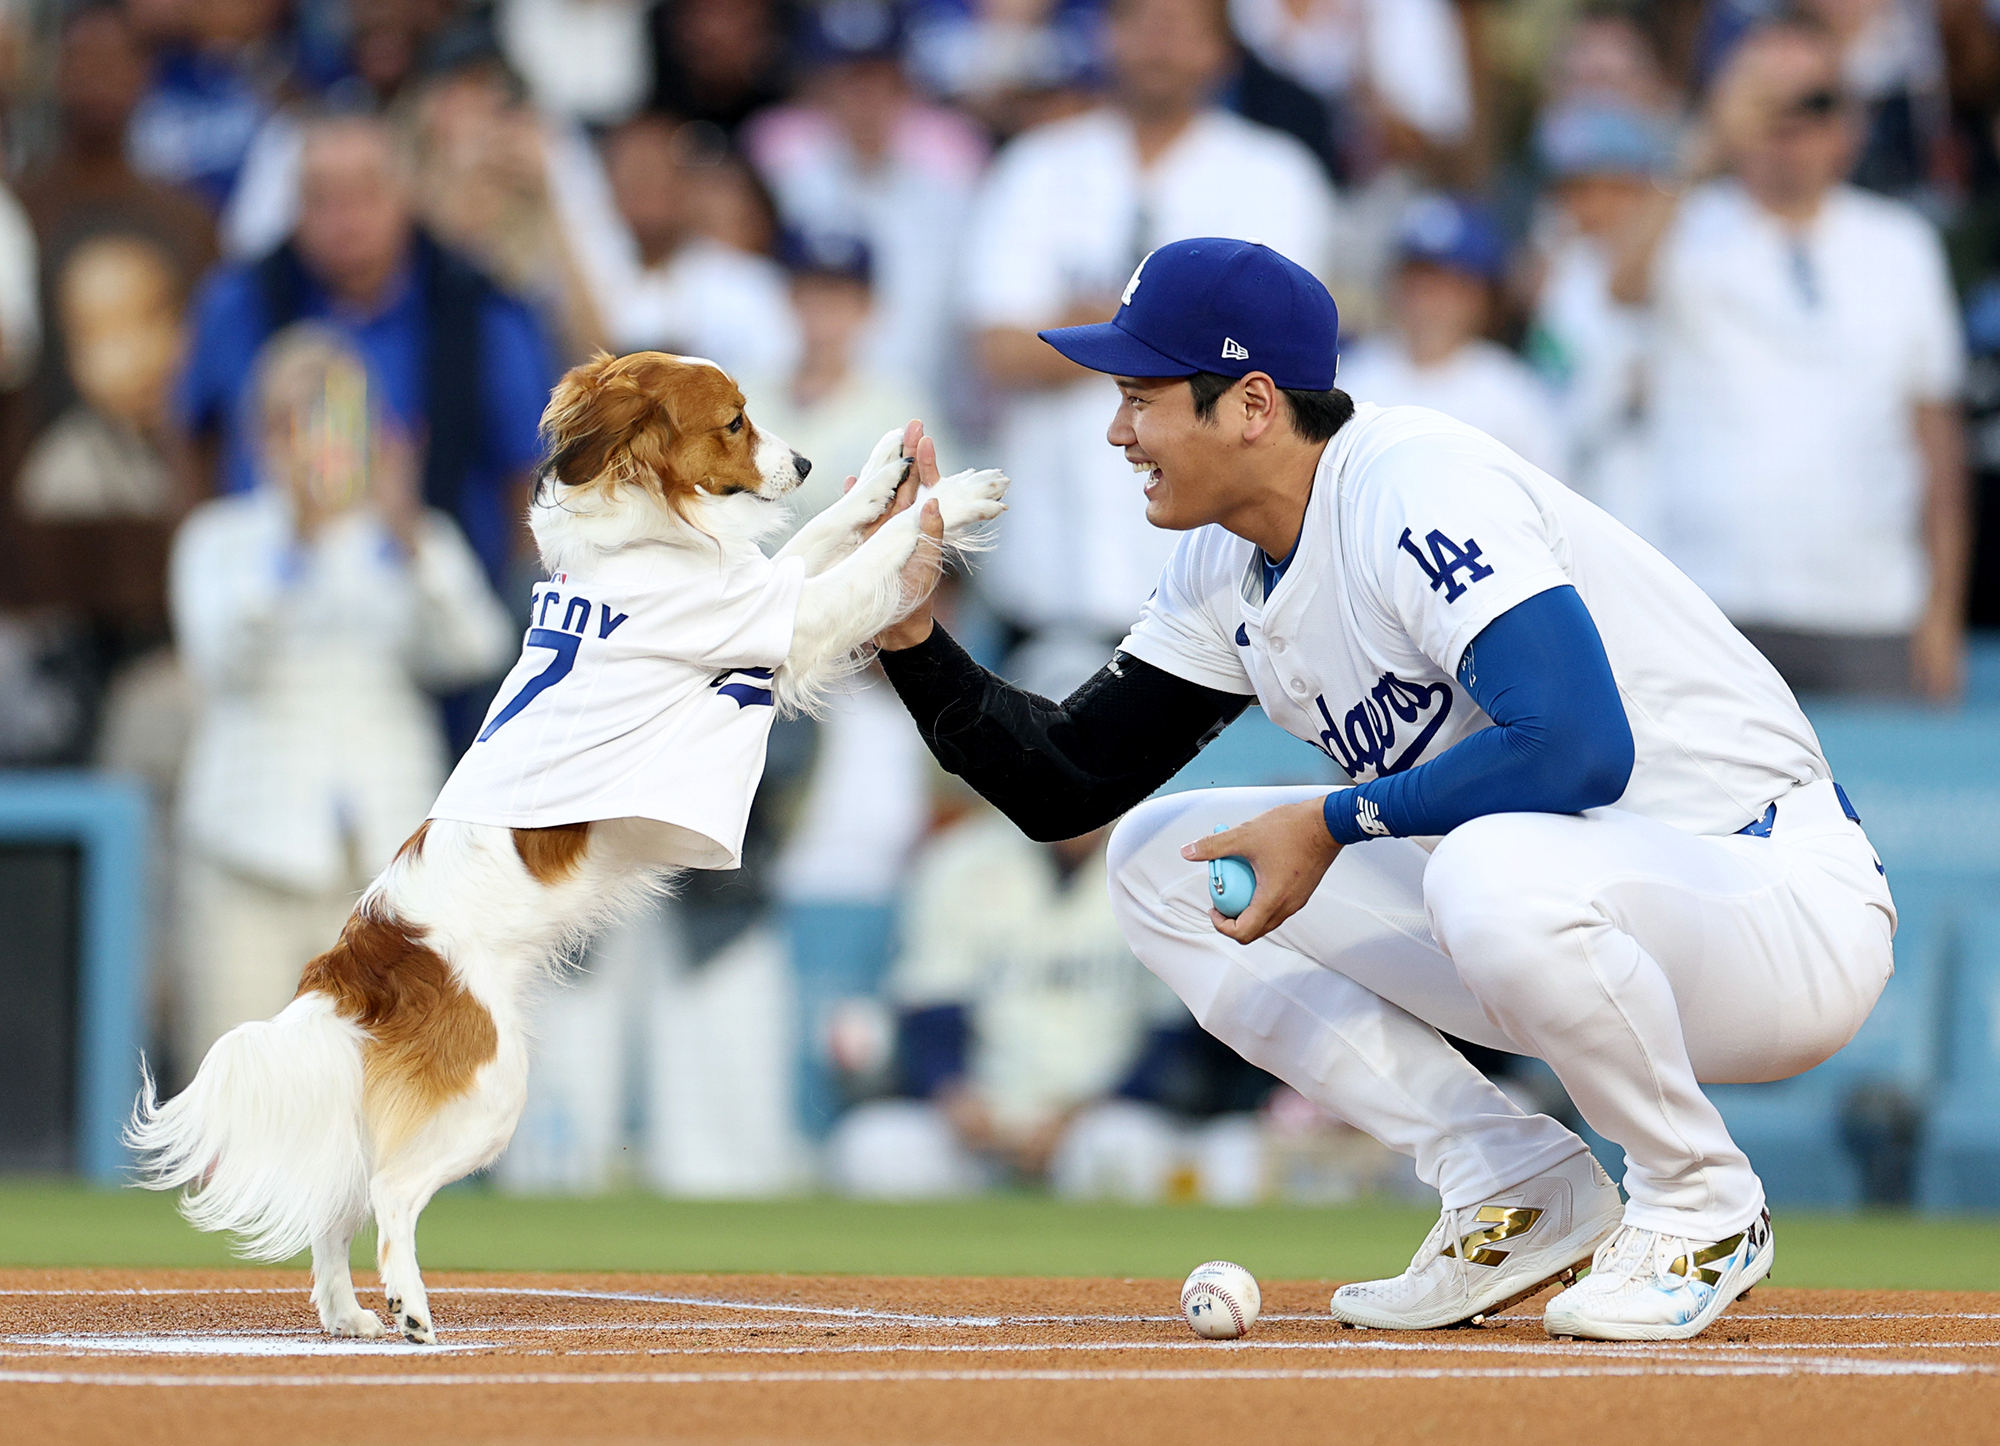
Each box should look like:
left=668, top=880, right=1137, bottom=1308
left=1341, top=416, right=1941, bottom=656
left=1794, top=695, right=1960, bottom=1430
left=1323, top=788, right=1390, bottom=846
left=877, top=611, right=936, bottom=652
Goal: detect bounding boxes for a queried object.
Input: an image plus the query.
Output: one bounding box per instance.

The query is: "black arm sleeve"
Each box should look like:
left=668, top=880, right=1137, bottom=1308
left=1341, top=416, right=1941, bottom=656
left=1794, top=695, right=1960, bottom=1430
left=877, top=625, right=1252, bottom=842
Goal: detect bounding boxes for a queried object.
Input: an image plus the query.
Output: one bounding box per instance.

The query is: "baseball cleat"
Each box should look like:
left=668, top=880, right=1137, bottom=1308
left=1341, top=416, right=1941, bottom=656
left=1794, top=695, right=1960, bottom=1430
left=1329, top=1150, right=1622, bottom=1330
left=1542, top=1208, right=1773, bottom=1341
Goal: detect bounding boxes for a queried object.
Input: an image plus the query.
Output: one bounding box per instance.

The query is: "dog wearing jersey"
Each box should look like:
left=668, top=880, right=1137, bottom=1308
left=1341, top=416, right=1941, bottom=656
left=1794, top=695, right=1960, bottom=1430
left=128, top=351, right=1006, bottom=1343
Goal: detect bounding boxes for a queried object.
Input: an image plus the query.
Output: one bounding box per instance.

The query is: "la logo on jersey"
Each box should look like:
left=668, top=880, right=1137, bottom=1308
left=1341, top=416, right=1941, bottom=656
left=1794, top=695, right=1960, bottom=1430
left=1398, top=527, right=1493, bottom=603
left=1313, top=673, right=1453, bottom=781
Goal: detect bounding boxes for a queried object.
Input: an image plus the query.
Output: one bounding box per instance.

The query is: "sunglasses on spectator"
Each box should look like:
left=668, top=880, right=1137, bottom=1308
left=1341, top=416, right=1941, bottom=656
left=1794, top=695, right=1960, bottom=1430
left=1780, top=88, right=1849, bottom=122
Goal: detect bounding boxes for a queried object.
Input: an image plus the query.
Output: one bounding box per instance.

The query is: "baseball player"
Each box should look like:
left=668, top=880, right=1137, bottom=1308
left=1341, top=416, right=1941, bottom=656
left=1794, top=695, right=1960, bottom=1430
left=874, top=238, right=1894, bottom=1341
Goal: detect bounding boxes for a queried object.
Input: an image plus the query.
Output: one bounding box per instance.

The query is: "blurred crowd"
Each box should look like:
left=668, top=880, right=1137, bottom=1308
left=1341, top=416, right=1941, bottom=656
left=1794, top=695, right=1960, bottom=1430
left=0, top=0, right=1997, bottom=1199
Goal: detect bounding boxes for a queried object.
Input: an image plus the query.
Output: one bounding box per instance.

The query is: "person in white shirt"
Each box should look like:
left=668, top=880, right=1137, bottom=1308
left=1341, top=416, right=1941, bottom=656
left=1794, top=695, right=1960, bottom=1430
left=1525, top=102, right=1675, bottom=531
left=962, top=0, right=1340, bottom=647
left=587, top=116, right=801, bottom=379
left=170, top=325, right=514, bottom=1077
left=1614, top=18, right=1969, bottom=697
left=741, top=3, right=987, bottom=406
left=1227, top=0, right=1474, bottom=152
left=1338, top=195, right=1565, bottom=476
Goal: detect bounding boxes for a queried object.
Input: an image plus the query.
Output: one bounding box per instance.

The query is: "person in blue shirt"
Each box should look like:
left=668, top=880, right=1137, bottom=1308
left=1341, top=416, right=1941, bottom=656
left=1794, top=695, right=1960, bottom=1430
left=178, top=114, right=556, bottom=596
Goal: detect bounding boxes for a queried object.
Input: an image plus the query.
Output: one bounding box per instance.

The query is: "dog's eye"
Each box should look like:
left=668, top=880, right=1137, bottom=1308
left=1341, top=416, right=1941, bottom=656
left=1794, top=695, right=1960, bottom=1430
left=726, top=415, right=744, bottom=435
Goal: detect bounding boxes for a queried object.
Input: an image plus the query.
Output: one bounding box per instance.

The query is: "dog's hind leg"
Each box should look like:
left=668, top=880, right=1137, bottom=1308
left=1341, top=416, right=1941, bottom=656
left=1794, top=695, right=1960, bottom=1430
left=311, top=1224, right=385, bottom=1338
left=372, top=1060, right=531, bottom=1344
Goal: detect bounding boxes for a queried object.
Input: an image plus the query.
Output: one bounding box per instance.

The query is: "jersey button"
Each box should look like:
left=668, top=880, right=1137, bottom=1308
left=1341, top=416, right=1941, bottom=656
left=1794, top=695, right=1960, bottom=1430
left=1289, top=678, right=1309, bottom=695
left=1270, top=638, right=1288, bottom=653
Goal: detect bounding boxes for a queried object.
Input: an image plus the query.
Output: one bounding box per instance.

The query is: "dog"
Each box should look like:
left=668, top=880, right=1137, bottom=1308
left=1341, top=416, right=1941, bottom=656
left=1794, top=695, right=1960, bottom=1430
left=128, top=351, right=1006, bottom=1343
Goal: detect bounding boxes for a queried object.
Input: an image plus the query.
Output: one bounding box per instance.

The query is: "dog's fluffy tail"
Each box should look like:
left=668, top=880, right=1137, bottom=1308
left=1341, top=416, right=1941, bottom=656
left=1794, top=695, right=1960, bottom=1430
left=126, top=992, right=371, bottom=1261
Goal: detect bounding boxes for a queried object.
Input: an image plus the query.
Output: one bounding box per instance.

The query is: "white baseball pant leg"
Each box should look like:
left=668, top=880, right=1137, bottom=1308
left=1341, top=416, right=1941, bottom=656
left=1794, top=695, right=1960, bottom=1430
left=1107, top=781, right=1895, bottom=1239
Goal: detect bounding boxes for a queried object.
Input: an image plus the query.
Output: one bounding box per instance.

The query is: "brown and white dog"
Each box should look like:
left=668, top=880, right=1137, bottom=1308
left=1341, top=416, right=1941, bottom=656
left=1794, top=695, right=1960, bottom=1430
left=128, top=352, right=1005, bottom=1343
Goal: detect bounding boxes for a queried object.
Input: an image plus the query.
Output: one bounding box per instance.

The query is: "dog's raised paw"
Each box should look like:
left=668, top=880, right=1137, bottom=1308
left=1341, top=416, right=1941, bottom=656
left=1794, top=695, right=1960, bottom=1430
left=929, top=468, right=1009, bottom=536
left=846, top=427, right=913, bottom=519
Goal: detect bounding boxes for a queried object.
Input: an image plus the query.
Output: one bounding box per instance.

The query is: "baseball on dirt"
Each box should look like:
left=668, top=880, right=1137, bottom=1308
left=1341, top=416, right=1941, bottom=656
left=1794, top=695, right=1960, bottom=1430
left=1181, top=1261, right=1261, bottom=1339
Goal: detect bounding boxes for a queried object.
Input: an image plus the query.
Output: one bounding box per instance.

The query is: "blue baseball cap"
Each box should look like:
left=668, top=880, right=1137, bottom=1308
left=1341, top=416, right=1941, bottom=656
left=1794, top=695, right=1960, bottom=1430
left=1396, top=195, right=1507, bottom=282
left=1038, top=238, right=1340, bottom=391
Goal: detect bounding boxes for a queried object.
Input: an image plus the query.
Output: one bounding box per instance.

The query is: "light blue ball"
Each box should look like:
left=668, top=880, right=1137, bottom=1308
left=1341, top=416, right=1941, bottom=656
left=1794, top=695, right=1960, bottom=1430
left=1207, top=824, right=1256, bottom=918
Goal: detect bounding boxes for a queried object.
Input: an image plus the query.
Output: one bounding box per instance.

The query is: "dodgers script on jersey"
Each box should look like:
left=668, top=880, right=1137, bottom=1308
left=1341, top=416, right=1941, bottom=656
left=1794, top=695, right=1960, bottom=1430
left=1118, top=402, right=1828, bottom=837
left=428, top=539, right=806, bottom=869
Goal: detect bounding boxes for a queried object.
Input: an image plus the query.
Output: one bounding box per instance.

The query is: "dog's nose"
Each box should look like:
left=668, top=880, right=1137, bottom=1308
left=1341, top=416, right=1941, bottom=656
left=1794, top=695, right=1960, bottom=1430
left=792, top=452, right=812, bottom=480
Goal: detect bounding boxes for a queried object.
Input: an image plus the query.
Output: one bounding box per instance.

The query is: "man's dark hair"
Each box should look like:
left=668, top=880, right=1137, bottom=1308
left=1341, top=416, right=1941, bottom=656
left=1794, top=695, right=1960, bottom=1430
left=1187, top=371, right=1354, bottom=443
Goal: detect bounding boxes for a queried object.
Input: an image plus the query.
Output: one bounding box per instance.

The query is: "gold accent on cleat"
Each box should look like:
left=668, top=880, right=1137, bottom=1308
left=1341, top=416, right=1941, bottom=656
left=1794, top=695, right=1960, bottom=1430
left=1668, top=1232, right=1744, bottom=1287
left=1440, top=1206, right=1546, bottom=1267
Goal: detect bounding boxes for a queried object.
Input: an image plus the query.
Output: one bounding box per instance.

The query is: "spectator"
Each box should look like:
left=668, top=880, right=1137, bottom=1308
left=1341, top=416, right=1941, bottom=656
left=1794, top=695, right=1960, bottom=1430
left=127, top=0, right=291, bottom=211
left=648, top=0, right=790, bottom=137
left=1, top=4, right=222, bottom=755
left=178, top=114, right=556, bottom=597
left=747, top=232, right=940, bottom=534
left=1337, top=195, right=1565, bottom=475
left=963, top=0, right=1340, bottom=650
left=1615, top=18, right=1969, bottom=697
left=743, top=1, right=988, bottom=402
left=905, top=0, right=1105, bottom=139
left=1541, top=4, right=1685, bottom=116
left=1228, top=0, right=1475, bottom=168
left=497, top=0, right=653, bottom=128
left=828, top=809, right=1189, bottom=1197
left=588, top=116, right=800, bottom=377
left=1698, top=0, right=1950, bottom=202
left=169, top=324, right=513, bottom=1076
left=221, top=0, right=471, bottom=258
left=1525, top=101, right=1676, bottom=525
left=409, top=57, right=612, bottom=364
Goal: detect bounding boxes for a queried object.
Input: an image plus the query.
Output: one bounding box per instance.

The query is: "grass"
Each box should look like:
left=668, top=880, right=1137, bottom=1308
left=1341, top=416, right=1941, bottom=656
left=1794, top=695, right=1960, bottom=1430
left=1, top=1182, right=1996, bottom=1290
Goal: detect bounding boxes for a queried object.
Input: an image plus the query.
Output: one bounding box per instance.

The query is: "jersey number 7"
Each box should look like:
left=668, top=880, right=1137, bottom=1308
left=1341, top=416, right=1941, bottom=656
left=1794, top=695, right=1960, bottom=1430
left=477, top=628, right=582, bottom=742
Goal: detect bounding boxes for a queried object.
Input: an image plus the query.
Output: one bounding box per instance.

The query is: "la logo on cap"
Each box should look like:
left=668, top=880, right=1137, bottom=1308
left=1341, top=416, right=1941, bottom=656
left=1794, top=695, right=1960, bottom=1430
left=1221, top=337, right=1249, bottom=361
left=1122, top=251, right=1153, bottom=306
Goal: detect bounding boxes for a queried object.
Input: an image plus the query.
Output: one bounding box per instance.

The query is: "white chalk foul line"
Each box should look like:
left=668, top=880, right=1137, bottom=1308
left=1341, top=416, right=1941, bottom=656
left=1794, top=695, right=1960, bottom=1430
left=0, top=1359, right=1992, bottom=1387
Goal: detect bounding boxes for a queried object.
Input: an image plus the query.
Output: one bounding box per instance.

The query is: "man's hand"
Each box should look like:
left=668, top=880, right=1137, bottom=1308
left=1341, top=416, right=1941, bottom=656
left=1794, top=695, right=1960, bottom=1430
left=1181, top=797, right=1342, bottom=945
left=867, top=419, right=948, bottom=651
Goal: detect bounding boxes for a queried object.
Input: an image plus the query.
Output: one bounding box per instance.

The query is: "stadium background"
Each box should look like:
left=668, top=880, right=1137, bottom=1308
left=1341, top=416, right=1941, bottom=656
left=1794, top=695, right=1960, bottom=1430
left=0, top=0, right=1997, bottom=1296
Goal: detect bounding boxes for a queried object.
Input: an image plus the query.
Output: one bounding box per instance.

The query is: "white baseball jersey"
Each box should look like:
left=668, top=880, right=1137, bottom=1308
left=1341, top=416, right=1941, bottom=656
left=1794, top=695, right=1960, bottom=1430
left=429, top=539, right=805, bottom=869
left=1118, top=402, right=1828, bottom=837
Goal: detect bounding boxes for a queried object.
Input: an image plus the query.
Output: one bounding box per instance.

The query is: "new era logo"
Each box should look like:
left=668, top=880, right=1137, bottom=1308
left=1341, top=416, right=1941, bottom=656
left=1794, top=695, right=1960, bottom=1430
left=1221, top=337, right=1249, bottom=361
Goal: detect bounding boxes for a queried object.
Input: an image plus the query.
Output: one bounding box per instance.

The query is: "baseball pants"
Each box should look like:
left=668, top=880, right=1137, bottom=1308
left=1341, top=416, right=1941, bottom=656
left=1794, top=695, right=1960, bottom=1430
left=1106, top=779, right=1896, bottom=1238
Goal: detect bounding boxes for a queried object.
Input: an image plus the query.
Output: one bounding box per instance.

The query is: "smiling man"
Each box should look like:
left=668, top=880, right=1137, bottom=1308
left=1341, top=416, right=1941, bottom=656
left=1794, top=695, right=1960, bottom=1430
left=875, top=237, right=1897, bottom=1343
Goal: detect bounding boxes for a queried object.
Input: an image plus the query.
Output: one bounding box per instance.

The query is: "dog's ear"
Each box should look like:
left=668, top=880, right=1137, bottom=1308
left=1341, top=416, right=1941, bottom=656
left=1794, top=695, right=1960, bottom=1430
left=539, top=352, right=678, bottom=491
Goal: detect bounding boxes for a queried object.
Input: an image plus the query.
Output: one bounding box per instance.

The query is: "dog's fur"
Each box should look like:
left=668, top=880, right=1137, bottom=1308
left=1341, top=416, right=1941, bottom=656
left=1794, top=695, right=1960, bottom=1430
left=127, top=352, right=1005, bottom=1342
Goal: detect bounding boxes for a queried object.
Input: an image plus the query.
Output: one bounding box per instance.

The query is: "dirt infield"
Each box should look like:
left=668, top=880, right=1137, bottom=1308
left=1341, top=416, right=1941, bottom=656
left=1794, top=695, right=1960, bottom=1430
left=2, top=1268, right=1996, bottom=1445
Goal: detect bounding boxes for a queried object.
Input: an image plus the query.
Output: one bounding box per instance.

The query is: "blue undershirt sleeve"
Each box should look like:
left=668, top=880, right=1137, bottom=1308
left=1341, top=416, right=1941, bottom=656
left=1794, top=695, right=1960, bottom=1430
left=1322, top=585, right=1634, bottom=845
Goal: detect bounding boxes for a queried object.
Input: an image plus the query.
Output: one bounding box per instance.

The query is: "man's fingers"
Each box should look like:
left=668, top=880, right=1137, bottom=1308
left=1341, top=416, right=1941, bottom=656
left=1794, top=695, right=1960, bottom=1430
left=914, top=433, right=941, bottom=489
left=841, top=473, right=859, bottom=495
left=900, top=418, right=923, bottom=460
left=918, top=496, right=943, bottom=540
left=1180, top=827, right=1243, bottom=862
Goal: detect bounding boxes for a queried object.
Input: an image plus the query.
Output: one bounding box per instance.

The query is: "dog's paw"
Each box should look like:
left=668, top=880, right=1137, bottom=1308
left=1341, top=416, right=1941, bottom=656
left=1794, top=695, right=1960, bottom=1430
left=927, top=468, right=1009, bottom=539
left=846, top=427, right=913, bottom=521
left=320, top=1305, right=388, bottom=1339
left=385, top=1293, right=436, bottom=1345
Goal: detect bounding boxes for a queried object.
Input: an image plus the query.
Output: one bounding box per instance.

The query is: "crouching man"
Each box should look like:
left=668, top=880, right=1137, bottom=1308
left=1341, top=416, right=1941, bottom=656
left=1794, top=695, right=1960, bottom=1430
left=872, top=238, right=1893, bottom=1340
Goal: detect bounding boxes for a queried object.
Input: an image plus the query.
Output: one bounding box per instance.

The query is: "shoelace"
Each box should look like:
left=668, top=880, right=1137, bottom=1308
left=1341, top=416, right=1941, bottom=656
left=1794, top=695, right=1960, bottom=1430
left=1589, top=1225, right=1708, bottom=1288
